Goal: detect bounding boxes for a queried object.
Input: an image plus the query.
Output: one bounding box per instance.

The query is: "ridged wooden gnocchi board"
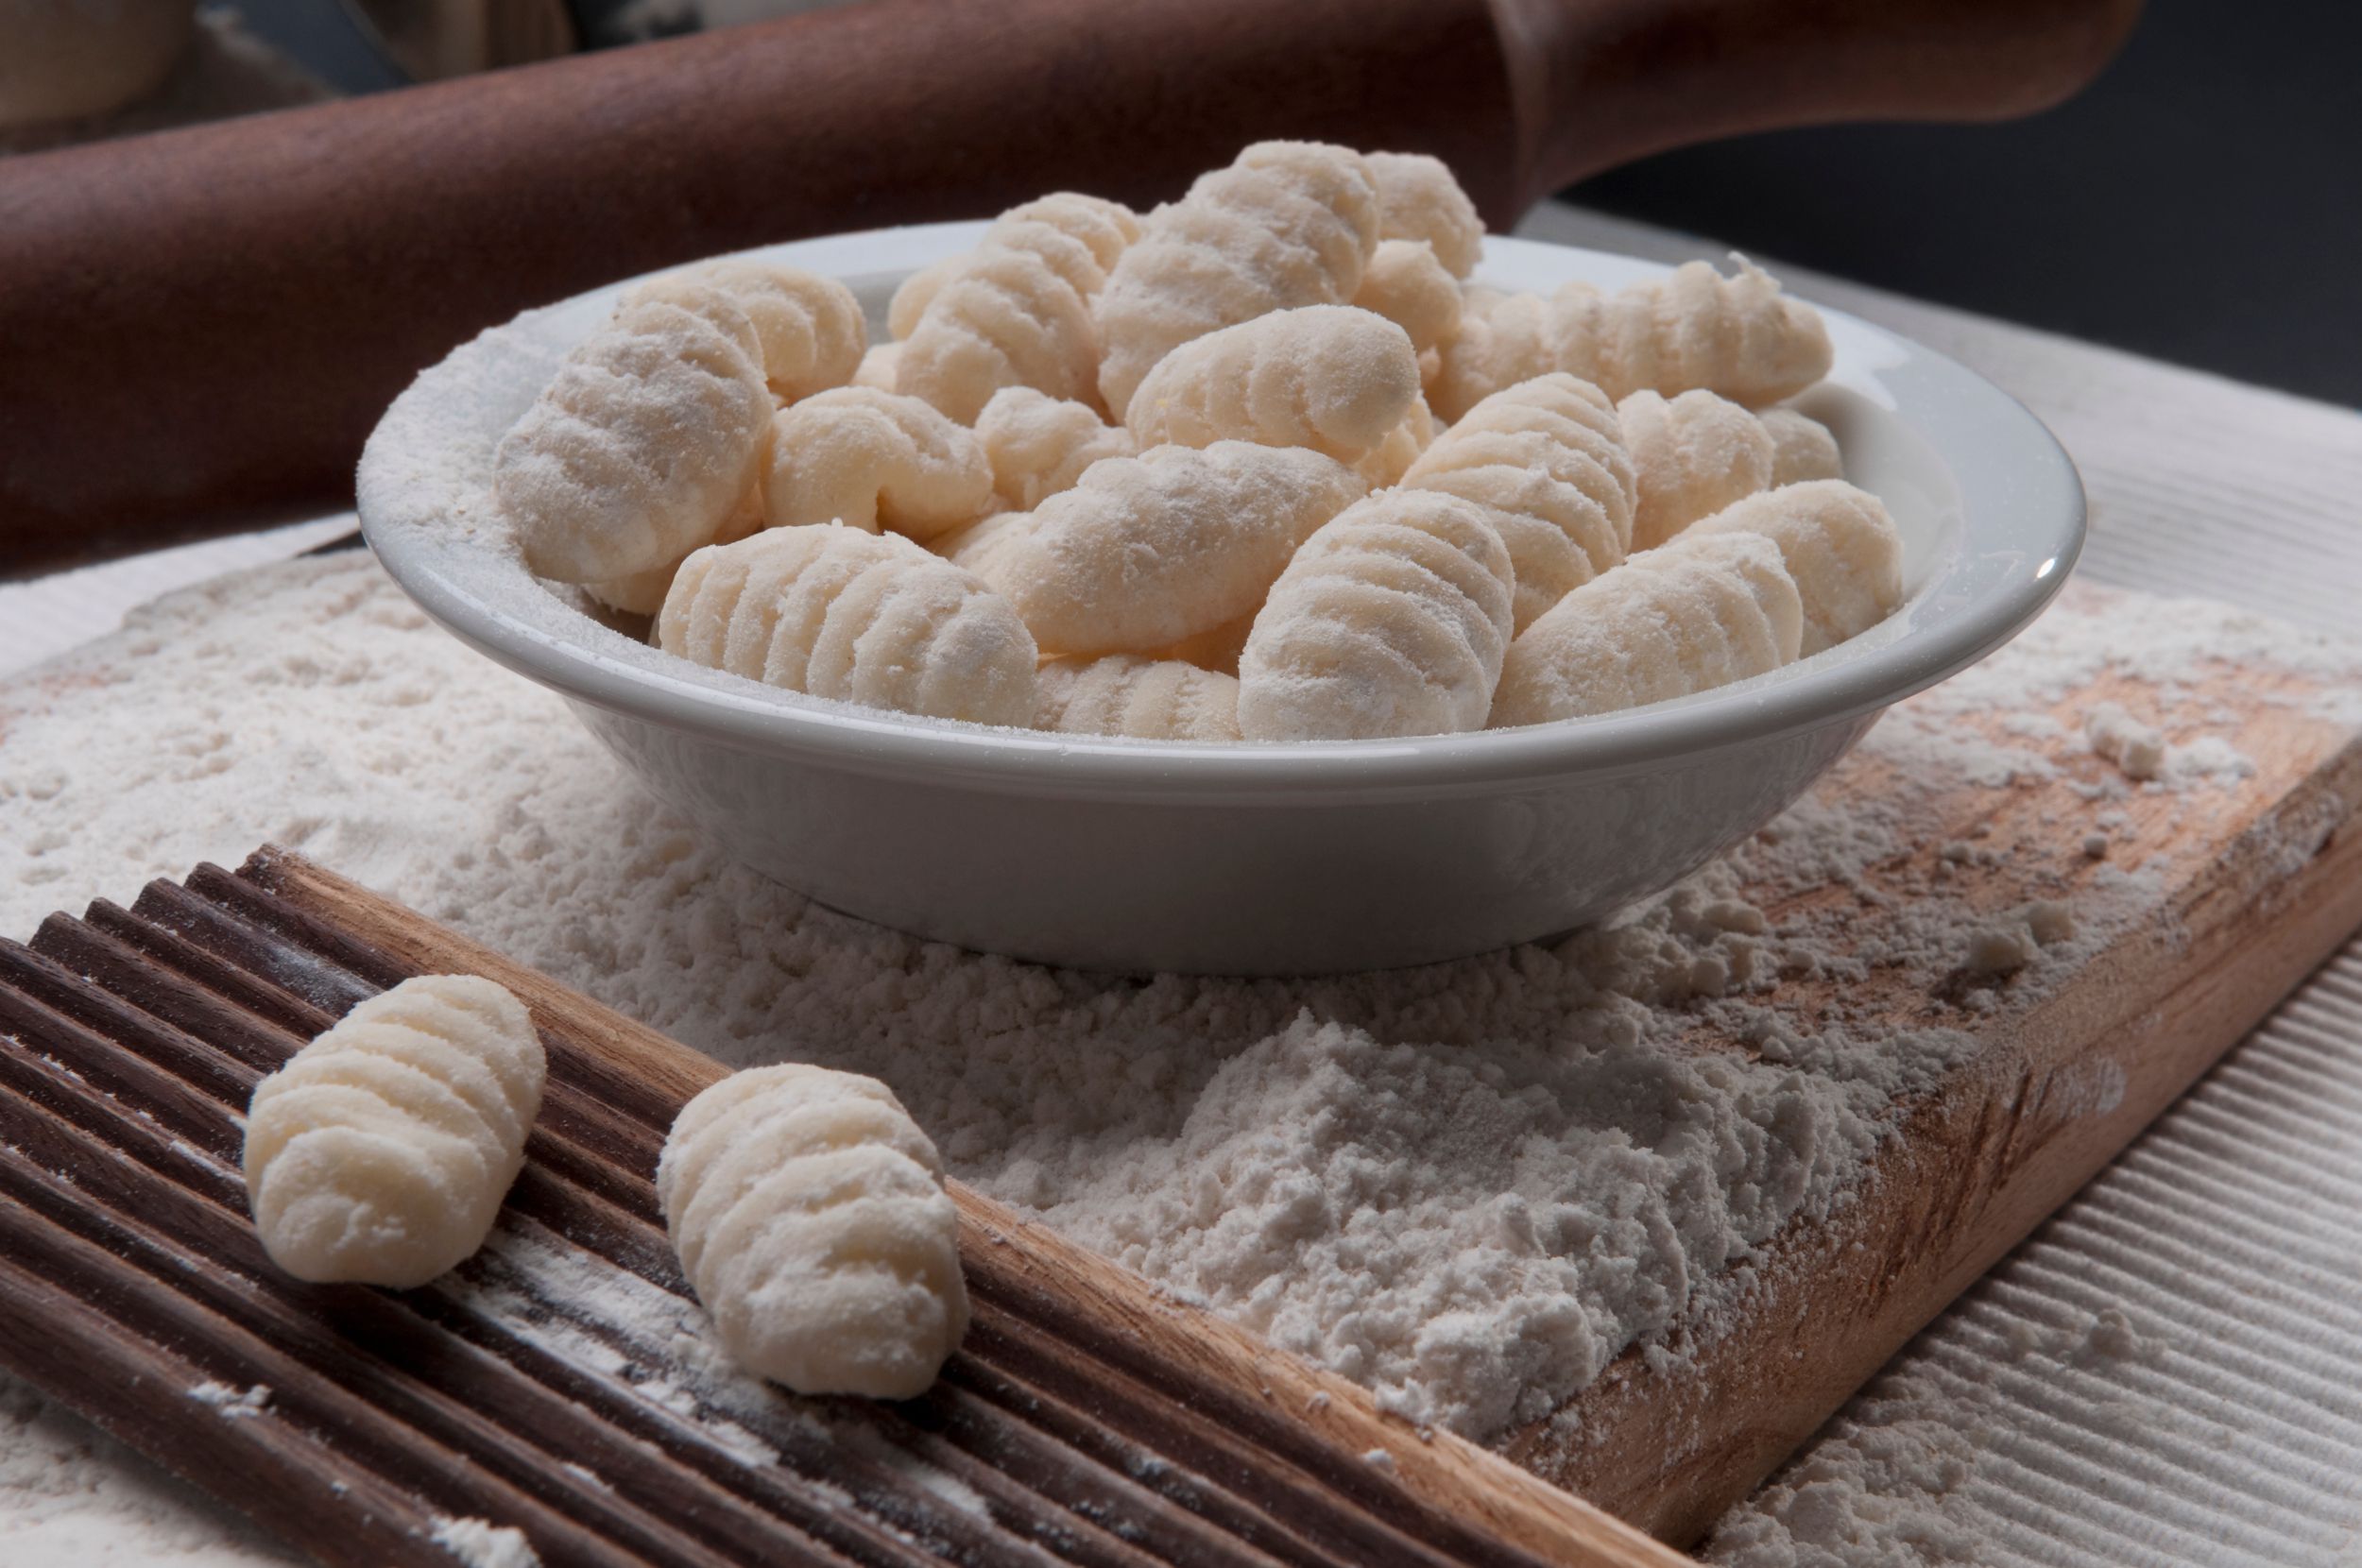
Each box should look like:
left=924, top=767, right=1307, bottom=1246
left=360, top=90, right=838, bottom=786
left=0, top=850, right=1678, bottom=1568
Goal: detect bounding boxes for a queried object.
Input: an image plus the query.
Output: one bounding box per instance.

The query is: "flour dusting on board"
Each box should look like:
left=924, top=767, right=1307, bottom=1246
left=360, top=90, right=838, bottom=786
left=429, top=1515, right=539, bottom=1568
left=4, top=558, right=2359, bottom=1471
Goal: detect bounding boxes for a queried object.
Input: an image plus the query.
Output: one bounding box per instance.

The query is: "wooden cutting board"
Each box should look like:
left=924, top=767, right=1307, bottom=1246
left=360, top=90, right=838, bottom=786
left=1513, top=583, right=2362, bottom=1541
left=2, top=584, right=2357, bottom=1562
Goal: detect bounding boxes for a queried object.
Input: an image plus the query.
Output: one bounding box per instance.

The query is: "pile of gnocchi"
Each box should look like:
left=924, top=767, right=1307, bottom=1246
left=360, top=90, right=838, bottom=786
left=493, top=142, right=1902, bottom=743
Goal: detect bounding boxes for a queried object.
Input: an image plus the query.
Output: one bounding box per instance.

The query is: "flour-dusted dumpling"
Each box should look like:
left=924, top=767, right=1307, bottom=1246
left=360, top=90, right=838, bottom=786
left=1238, top=488, right=1514, bottom=741
left=1364, top=151, right=1483, bottom=278
left=658, top=1065, right=966, bottom=1399
left=1124, top=305, right=1419, bottom=463
left=762, top=387, right=993, bottom=543
left=1687, top=479, right=1903, bottom=654
left=625, top=259, right=866, bottom=403
left=496, top=294, right=773, bottom=583
left=1619, top=389, right=1777, bottom=551
left=1429, top=258, right=1833, bottom=419
left=933, top=510, right=1033, bottom=581
left=1094, top=141, right=1380, bottom=420
left=1350, top=239, right=1464, bottom=355
left=1761, top=407, right=1844, bottom=486
left=586, top=493, right=762, bottom=617
left=887, top=255, right=963, bottom=341
left=1355, top=395, right=1436, bottom=487
left=975, top=386, right=1136, bottom=511
left=1140, top=611, right=1257, bottom=676
left=1490, top=531, right=1804, bottom=727
left=659, top=525, right=1036, bottom=725
left=898, top=193, right=1142, bottom=420
left=851, top=343, right=901, bottom=391
left=1035, top=656, right=1242, bottom=741
left=1401, top=372, right=1635, bottom=634
left=243, top=976, right=545, bottom=1288
left=980, top=441, right=1364, bottom=656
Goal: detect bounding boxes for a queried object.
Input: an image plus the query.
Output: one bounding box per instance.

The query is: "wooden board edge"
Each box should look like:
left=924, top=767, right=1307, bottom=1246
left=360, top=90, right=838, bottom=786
left=243, top=847, right=1689, bottom=1568
left=1514, top=725, right=2362, bottom=1542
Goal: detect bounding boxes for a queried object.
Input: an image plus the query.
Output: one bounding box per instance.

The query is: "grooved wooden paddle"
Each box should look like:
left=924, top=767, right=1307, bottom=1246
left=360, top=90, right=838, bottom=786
left=0, top=849, right=1680, bottom=1568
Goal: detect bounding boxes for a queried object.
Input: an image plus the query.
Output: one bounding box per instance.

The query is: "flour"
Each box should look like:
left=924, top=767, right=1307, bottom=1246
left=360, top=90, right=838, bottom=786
left=2, top=554, right=2355, bottom=1559
left=184, top=1385, right=270, bottom=1421
left=429, top=1516, right=539, bottom=1568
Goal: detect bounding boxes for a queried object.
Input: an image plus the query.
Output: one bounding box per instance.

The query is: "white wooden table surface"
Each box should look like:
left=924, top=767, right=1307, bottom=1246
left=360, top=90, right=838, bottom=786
left=2, top=202, right=2357, bottom=1566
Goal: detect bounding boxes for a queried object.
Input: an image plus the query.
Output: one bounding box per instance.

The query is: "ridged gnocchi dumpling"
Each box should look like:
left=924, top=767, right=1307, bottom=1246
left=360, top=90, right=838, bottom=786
left=1035, top=656, right=1242, bottom=741
left=1761, top=407, right=1844, bottom=486
left=625, top=259, right=866, bottom=403
left=897, top=193, right=1141, bottom=421
left=1124, top=305, right=1419, bottom=464
left=1365, top=151, right=1483, bottom=278
left=1351, top=239, right=1464, bottom=355
left=658, top=1065, right=966, bottom=1400
left=1355, top=394, right=1437, bottom=487
left=1401, top=372, right=1636, bottom=633
left=659, top=525, right=1036, bottom=725
left=975, top=386, right=1136, bottom=511
left=1237, top=488, right=1514, bottom=741
left=1094, top=141, right=1380, bottom=420
left=978, top=441, right=1364, bottom=656
left=1687, top=479, right=1904, bottom=655
left=1618, top=389, right=1776, bottom=551
left=243, top=976, right=546, bottom=1288
left=1490, top=531, right=1804, bottom=727
left=851, top=343, right=901, bottom=391
left=497, top=294, right=773, bottom=583
left=761, top=387, right=993, bottom=542
left=1429, top=258, right=1833, bottom=420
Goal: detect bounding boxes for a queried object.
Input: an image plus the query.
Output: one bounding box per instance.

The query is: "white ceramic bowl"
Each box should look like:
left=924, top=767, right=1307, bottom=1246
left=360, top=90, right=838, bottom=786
left=358, top=224, right=2082, bottom=975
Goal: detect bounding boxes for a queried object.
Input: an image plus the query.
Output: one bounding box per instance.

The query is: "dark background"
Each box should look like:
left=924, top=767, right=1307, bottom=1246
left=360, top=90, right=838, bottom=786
left=246, top=0, right=2360, bottom=407
left=1564, top=0, right=2361, bottom=407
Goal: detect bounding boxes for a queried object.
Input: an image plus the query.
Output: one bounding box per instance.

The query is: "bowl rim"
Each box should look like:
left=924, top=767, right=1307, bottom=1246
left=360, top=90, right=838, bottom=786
left=360, top=225, right=2084, bottom=802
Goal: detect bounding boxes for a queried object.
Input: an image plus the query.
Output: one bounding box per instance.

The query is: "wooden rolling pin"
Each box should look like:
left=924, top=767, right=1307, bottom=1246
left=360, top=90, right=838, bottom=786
left=0, top=0, right=2139, bottom=576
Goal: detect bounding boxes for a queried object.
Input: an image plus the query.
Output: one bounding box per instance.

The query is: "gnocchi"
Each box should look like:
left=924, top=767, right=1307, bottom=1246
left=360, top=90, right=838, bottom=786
left=760, top=387, right=994, bottom=542
left=897, top=193, right=1142, bottom=421
left=1123, top=305, right=1420, bottom=464
left=975, top=386, right=1136, bottom=511
left=1365, top=151, right=1483, bottom=278
left=658, top=1065, right=966, bottom=1399
left=1094, top=141, right=1380, bottom=419
left=510, top=144, right=1883, bottom=742
left=625, top=259, right=866, bottom=403
left=1687, top=479, right=1904, bottom=655
left=1036, top=655, right=1242, bottom=741
left=1761, top=407, right=1844, bottom=486
left=1355, top=394, right=1437, bottom=488
left=497, top=293, right=772, bottom=583
left=978, top=441, right=1364, bottom=656
left=1237, top=488, right=1514, bottom=741
left=1618, top=389, right=1776, bottom=552
left=1490, top=531, right=1804, bottom=727
left=1401, top=372, right=1636, bottom=633
left=659, top=524, right=1037, bottom=725
left=851, top=343, right=902, bottom=392
left=1350, top=239, right=1463, bottom=355
left=1428, top=258, right=1833, bottom=420
left=243, top=976, right=546, bottom=1288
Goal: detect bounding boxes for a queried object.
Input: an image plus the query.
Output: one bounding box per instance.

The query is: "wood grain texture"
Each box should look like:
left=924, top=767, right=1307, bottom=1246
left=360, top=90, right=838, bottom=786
left=1493, top=587, right=2362, bottom=1542
left=0, top=851, right=1682, bottom=1568
left=0, top=0, right=2140, bottom=573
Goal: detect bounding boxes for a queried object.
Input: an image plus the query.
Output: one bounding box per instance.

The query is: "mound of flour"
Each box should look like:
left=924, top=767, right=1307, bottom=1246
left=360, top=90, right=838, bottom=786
left=2, top=554, right=2343, bottom=1459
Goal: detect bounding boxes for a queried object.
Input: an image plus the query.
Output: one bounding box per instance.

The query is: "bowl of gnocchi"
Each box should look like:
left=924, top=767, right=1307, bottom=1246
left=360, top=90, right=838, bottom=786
left=358, top=142, right=2081, bottom=976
